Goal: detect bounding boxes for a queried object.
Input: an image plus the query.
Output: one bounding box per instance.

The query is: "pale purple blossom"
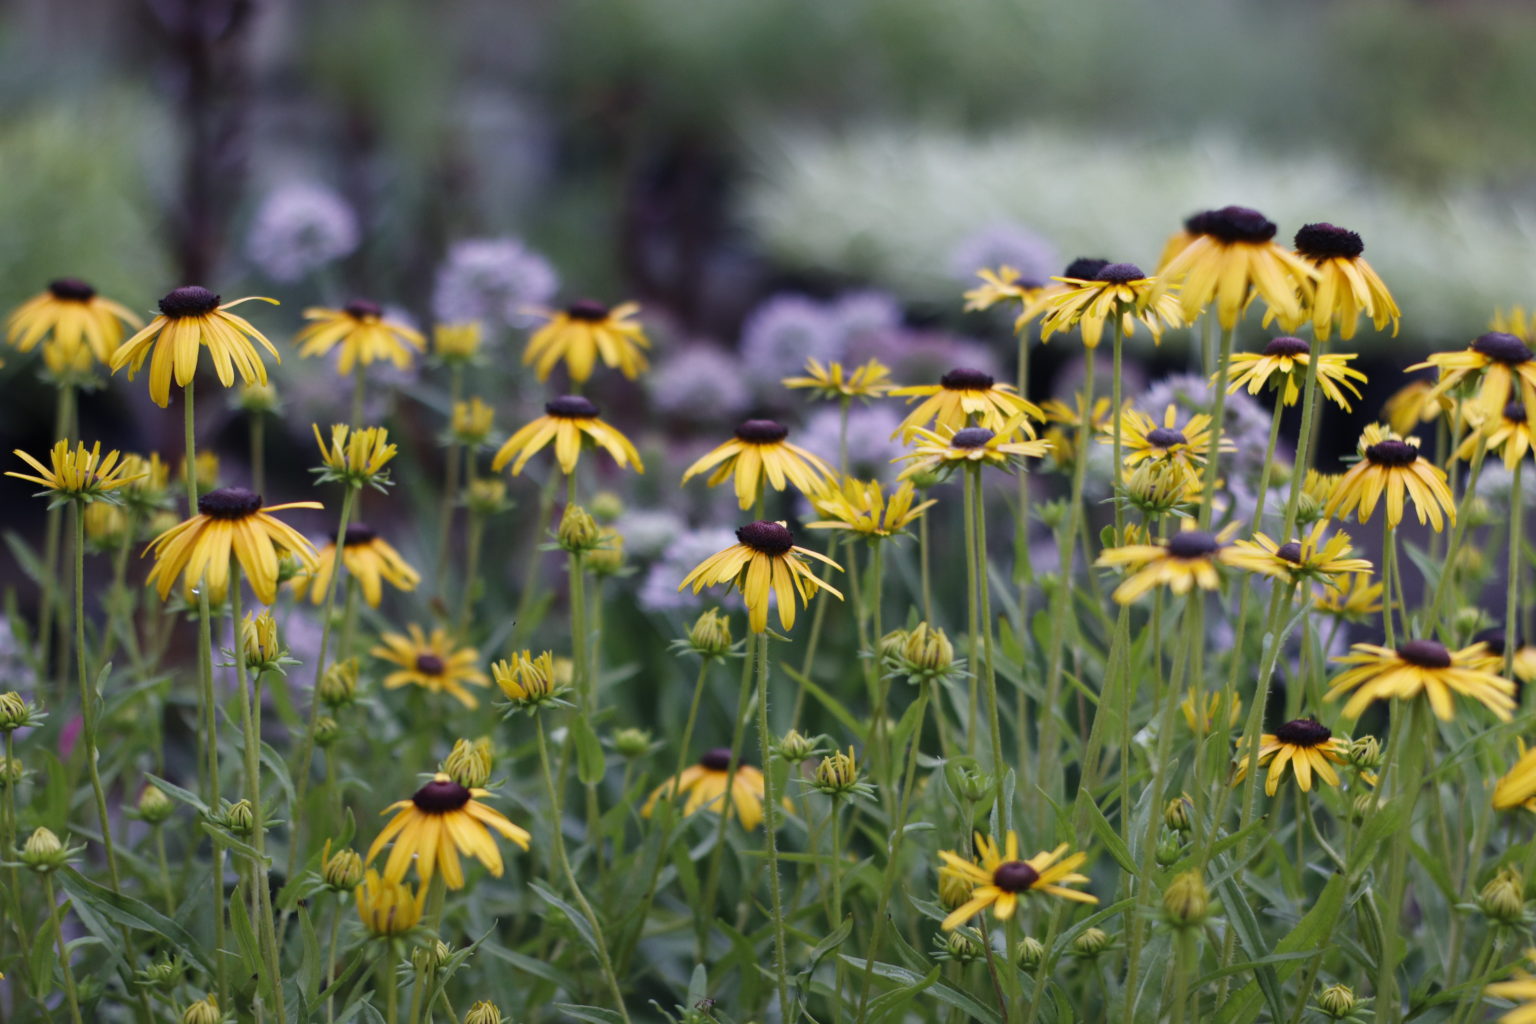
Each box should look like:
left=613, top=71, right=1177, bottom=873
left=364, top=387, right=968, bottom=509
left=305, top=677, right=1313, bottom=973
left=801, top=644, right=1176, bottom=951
left=647, top=346, right=753, bottom=424
left=638, top=528, right=743, bottom=615
left=432, top=238, right=559, bottom=329
left=948, top=222, right=1057, bottom=287
left=245, top=183, right=360, bottom=283
left=739, top=295, right=844, bottom=388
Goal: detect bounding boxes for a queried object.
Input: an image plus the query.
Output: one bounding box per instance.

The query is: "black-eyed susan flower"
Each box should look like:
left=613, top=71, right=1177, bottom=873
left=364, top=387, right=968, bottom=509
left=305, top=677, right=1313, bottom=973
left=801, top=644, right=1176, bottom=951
left=1288, top=223, right=1400, bottom=341
left=491, top=649, right=570, bottom=711
left=356, top=868, right=424, bottom=936
left=144, top=487, right=321, bottom=605
left=1314, top=573, right=1385, bottom=622
left=490, top=396, right=643, bottom=477
left=679, top=520, right=841, bottom=633
left=1493, top=743, right=1536, bottom=811
left=1107, top=405, right=1232, bottom=493
left=1411, top=332, right=1536, bottom=424
left=8, top=440, right=143, bottom=505
left=1151, top=206, right=1318, bottom=329
left=1474, top=628, right=1536, bottom=685
left=1326, top=639, right=1514, bottom=721
left=523, top=299, right=649, bottom=383
left=1224, top=522, right=1373, bottom=586
left=1095, top=527, right=1248, bottom=603
left=1231, top=718, right=1350, bottom=796
left=640, top=748, right=783, bottom=830
left=1323, top=426, right=1455, bottom=531
left=1485, top=949, right=1536, bottom=1023
left=109, top=286, right=280, bottom=408
left=366, top=773, right=530, bottom=890
left=1038, top=262, right=1184, bottom=349
left=433, top=322, right=482, bottom=365
left=292, top=524, right=420, bottom=607
left=937, top=832, right=1096, bottom=931
left=371, top=625, right=490, bottom=708
left=312, top=424, right=398, bottom=490
left=782, top=357, right=894, bottom=401
left=896, top=421, right=1051, bottom=482
left=5, top=278, right=142, bottom=364
left=1458, top=400, right=1535, bottom=471
left=962, top=265, right=1045, bottom=317
left=295, top=299, right=425, bottom=374
left=1224, top=336, right=1367, bottom=410
left=1040, top=394, right=1114, bottom=471
left=681, top=419, right=833, bottom=510
left=805, top=477, right=936, bottom=539
left=1382, top=377, right=1449, bottom=436
left=890, top=368, right=1042, bottom=441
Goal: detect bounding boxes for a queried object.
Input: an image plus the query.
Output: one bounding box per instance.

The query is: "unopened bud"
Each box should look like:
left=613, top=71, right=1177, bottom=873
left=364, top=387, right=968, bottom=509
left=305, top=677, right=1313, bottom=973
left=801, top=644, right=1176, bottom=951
left=776, top=729, right=819, bottom=765
left=1071, top=927, right=1109, bottom=959
left=465, top=477, right=510, bottom=516
left=0, top=692, right=31, bottom=731
left=877, top=629, right=910, bottom=662
left=319, top=659, right=359, bottom=708
left=944, top=930, right=984, bottom=963
left=586, top=527, right=625, bottom=577
left=412, top=939, right=453, bottom=974
left=83, top=501, right=129, bottom=548
left=1164, top=796, right=1193, bottom=833
left=1155, top=832, right=1184, bottom=867
left=558, top=504, right=600, bottom=553
left=0, top=756, right=22, bottom=786
left=224, top=799, right=255, bottom=836
left=1162, top=871, right=1209, bottom=928
left=443, top=737, right=493, bottom=788
left=137, top=784, right=174, bottom=825
left=1317, top=983, right=1357, bottom=1019
left=238, top=381, right=280, bottom=415
left=1479, top=866, right=1526, bottom=926
left=612, top=727, right=652, bottom=759
left=814, top=747, right=862, bottom=797
left=687, top=608, right=735, bottom=659
left=139, top=958, right=184, bottom=988
left=22, top=828, right=68, bottom=872
left=1351, top=792, right=1377, bottom=825
left=464, top=1001, right=504, bottom=1024
left=1347, top=735, right=1382, bottom=771
left=945, top=757, right=994, bottom=805
left=589, top=491, right=625, bottom=523
left=181, top=995, right=222, bottom=1024
left=323, top=846, right=364, bottom=892
left=315, top=715, right=341, bottom=747
left=242, top=611, right=283, bottom=672
left=907, top=467, right=944, bottom=490
left=1015, top=935, right=1046, bottom=969
left=938, top=867, right=974, bottom=911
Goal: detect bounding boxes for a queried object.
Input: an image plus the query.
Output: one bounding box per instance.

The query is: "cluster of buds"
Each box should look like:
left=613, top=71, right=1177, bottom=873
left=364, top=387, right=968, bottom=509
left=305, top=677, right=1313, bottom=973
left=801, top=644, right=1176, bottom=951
left=241, top=611, right=288, bottom=674
left=680, top=608, right=738, bottom=661
left=319, top=659, right=360, bottom=708
left=557, top=503, right=600, bottom=553
left=443, top=737, right=495, bottom=788
left=312, top=423, right=398, bottom=490
left=492, top=650, right=569, bottom=712
left=812, top=747, right=873, bottom=800
left=0, top=691, right=44, bottom=732
left=883, top=622, right=962, bottom=686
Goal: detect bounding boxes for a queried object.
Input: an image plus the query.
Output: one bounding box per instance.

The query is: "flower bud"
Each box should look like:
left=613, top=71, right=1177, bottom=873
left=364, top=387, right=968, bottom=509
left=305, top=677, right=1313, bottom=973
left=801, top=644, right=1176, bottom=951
left=612, top=727, right=652, bottom=759
left=945, top=757, right=994, bottom=805
left=323, top=845, right=364, bottom=892
left=907, top=467, right=944, bottom=491
left=1070, top=927, right=1109, bottom=959
left=313, top=424, right=397, bottom=488
left=891, top=622, right=960, bottom=684
left=450, top=398, right=494, bottom=445
left=315, top=715, right=341, bottom=747
left=434, top=323, right=482, bottom=363
left=557, top=504, right=600, bottom=553
left=1454, top=606, right=1490, bottom=640
left=138, top=957, right=185, bottom=988
left=586, top=527, right=625, bottom=577
left=0, top=692, right=32, bottom=731
left=687, top=609, right=735, bottom=659
left=465, top=477, right=510, bottom=516
left=319, top=659, right=359, bottom=708
left=180, top=451, right=220, bottom=493
left=944, top=929, right=984, bottom=964
left=241, top=611, right=283, bottom=672
left=137, top=784, right=175, bottom=825
left=1347, top=735, right=1382, bottom=771
left=1164, top=795, right=1193, bottom=833
left=238, top=381, right=280, bottom=415
left=1351, top=792, right=1377, bottom=825
left=938, top=866, right=974, bottom=911
left=464, top=1001, right=505, bottom=1024
left=443, top=737, right=493, bottom=788
left=1479, top=866, right=1526, bottom=926
left=877, top=628, right=910, bottom=662
left=589, top=491, right=625, bottom=524
left=492, top=650, right=565, bottom=708
left=0, top=756, right=23, bottom=786
left=1162, top=871, right=1209, bottom=928
left=776, top=728, right=819, bottom=765
left=1155, top=832, right=1184, bottom=867
left=224, top=799, right=256, bottom=836
left=813, top=747, right=862, bottom=797
left=412, top=939, right=454, bottom=973
left=1316, top=983, right=1357, bottom=1019
left=83, top=501, right=129, bottom=549
left=1015, top=935, right=1046, bottom=969
left=181, top=995, right=222, bottom=1024
left=22, top=827, right=68, bottom=872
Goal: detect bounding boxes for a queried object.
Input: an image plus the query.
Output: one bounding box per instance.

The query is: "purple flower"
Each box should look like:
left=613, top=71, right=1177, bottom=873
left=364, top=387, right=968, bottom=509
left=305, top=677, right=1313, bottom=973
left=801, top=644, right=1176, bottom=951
left=739, top=295, right=843, bottom=388
left=948, top=222, right=1057, bottom=286
left=245, top=183, right=360, bottom=283
left=648, top=346, right=752, bottom=424
left=432, top=238, right=559, bottom=329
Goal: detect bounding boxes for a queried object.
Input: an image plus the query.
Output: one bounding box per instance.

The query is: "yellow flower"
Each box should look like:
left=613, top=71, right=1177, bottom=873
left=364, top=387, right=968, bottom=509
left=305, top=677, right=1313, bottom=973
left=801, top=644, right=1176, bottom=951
left=679, top=520, right=842, bottom=633
left=681, top=419, right=833, bottom=510
left=1326, top=639, right=1514, bottom=721
left=805, top=477, right=936, bottom=539
left=937, top=832, right=1097, bottom=931
left=523, top=300, right=649, bottom=383
left=433, top=322, right=482, bottom=363
left=1232, top=718, right=1350, bottom=796
left=962, top=265, right=1045, bottom=317
left=1494, top=743, right=1536, bottom=811
left=313, top=424, right=398, bottom=488
left=292, top=524, right=420, bottom=607
left=890, top=368, right=1042, bottom=441
left=1040, top=394, right=1114, bottom=471
left=782, top=357, right=894, bottom=401
left=1223, top=522, right=1373, bottom=586
left=144, top=487, right=322, bottom=605
left=1382, top=377, right=1449, bottom=436
left=1181, top=689, right=1241, bottom=734
left=1476, top=629, right=1536, bottom=686
left=1457, top=399, right=1534, bottom=471
left=39, top=333, right=99, bottom=385
left=1151, top=206, right=1318, bottom=329
left=451, top=398, right=495, bottom=445
left=5, top=278, right=142, bottom=363
left=896, top=420, right=1051, bottom=482
left=1105, top=405, right=1232, bottom=494
left=1038, top=262, right=1184, bottom=349
left=1095, top=527, right=1248, bottom=604
left=366, top=773, right=530, bottom=890
left=490, top=396, right=642, bottom=477
left=356, top=869, right=424, bottom=936
left=1314, top=572, right=1384, bottom=621
left=1287, top=223, right=1400, bottom=341
left=641, top=748, right=783, bottom=830
left=371, top=625, right=490, bottom=708
left=8, top=440, right=143, bottom=503
left=1485, top=949, right=1536, bottom=1023
left=1324, top=425, right=1454, bottom=531
left=1223, top=336, right=1367, bottom=410
left=109, top=286, right=280, bottom=408
left=491, top=650, right=568, bottom=707
left=295, top=300, right=425, bottom=374
left=1409, top=331, right=1536, bottom=425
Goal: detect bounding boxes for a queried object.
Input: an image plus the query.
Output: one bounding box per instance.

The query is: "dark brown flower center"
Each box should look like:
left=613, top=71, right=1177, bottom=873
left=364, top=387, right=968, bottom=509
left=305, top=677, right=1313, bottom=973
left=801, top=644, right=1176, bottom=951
left=1275, top=541, right=1304, bottom=565
left=1364, top=439, right=1418, bottom=467
left=1263, top=336, right=1310, bottom=358
left=737, top=520, right=794, bottom=556
left=1473, top=627, right=1508, bottom=656
left=734, top=419, right=789, bottom=443
left=1505, top=401, right=1529, bottom=424
left=1293, top=223, right=1364, bottom=261
left=158, top=285, right=221, bottom=319
left=1397, top=639, right=1452, bottom=669
left=951, top=427, right=995, bottom=449
left=1145, top=426, right=1188, bottom=449
left=1063, top=257, right=1109, bottom=280
left=1094, top=262, right=1144, bottom=283
left=1470, top=332, right=1534, bottom=365
left=565, top=299, right=610, bottom=322
left=1182, top=211, right=1216, bottom=235
left=940, top=368, right=995, bottom=391
left=47, top=278, right=95, bottom=302
left=411, top=778, right=471, bottom=812
left=1166, top=531, right=1220, bottom=559
left=414, top=653, right=446, bottom=675
left=700, top=748, right=734, bottom=771
left=1197, top=206, right=1277, bottom=244
left=339, top=523, right=378, bottom=546
left=992, top=860, right=1039, bottom=893
left=546, top=395, right=600, bottom=419
left=344, top=298, right=383, bottom=320
left=1274, top=717, right=1331, bottom=747
left=197, top=486, right=262, bottom=519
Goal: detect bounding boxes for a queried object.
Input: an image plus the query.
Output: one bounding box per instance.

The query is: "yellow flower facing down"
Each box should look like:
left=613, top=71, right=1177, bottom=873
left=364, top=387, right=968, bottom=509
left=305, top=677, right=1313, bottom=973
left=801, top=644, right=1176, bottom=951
left=1105, top=406, right=1233, bottom=494
left=366, top=773, right=530, bottom=890
left=433, top=322, right=482, bottom=363
left=1410, top=331, right=1536, bottom=425
left=6, top=278, right=142, bottom=363
left=1382, top=377, right=1449, bottom=436
left=144, top=487, right=322, bottom=605
left=782, top=357, right=894, bottom=401
left=890, top=368, right=1042, bottom=441
left=1095, top=527, right=1247, bottom=604
left=1038, top=262, right=1184, bottom=349
left=1457, top=399, right=1535, bottom=471
left=292, top=524, right=420, bottom=607
left=1224, top=336, right=1367, bottom=410
left=937, top=831, right=1097, bottom=931
left=1041, top=394, right=1114, bottom=471
left=295, top=300, right=425, bottom=374
left=491, top=396, right=642, bottom=477
left=9, top=440, right=144, bottom=504
left=524, top=300, right=649, bottom=383
left=681, top=419, right=833, bottom=510
left=1314, top=572, right=1384, bottom=621
left=1486, top=949, right=1536, bottom=1024
left=679, top=520, right=842, bottom=633
left=1151, top=206, right=1318, bottom=330
left=372, top=625, right=490, bottom=708
left=109, top=286, right=280, bottom=407
left=491, top=650, right=568, bottom=708
left=313, top=424, right=398, bottom=488
left=1224, top=522, right=1373, bottom=586
left=1326, top=639, right=1514, bottom=721
left=451, top=398, right=495, bottom=445
left=356, top=869, right=424, bottom=936
left=806, top=477, right=936, bottom=539
left=1475, top=628, right=1536, bottom=686
left=641, top=748, right=784, bottom=830
left=962, top=264, right=1046, bottom=318
left=1286, top=223, right=1400, bottom=341
left=896, top=421, right=1052, bottom=483
left=1232, top=718, right=1350, bottom=796
left=1324, top=426, right=1454, bottom=531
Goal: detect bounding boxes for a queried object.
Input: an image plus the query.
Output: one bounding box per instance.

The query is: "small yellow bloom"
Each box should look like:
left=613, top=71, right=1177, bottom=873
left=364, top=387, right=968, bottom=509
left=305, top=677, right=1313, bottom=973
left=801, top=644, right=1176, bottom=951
left=1038, top=262, right=1184, bottom=349
left=1224, top=522, right=1373, bottom=586
left=491, top=396, right=642, bottom=477
left=295, top=300, right=425, bottom=374
left=313, top=424, right=398, bottom=488
left=1286, top=223, right=1400, bottom=341
left=144, top=487, right=322, bottom=605
left=451, top=398, right=495, bottom=445
left=679, top=520, right=842, bottom=634
left=1232, top=718, right=1350, bottom=796
left=109, top=286, right=280, bottom=408
left=1095, top=527, right=1248, bottom=604
left=372, top=625, right=489, bottom=708
left=433, top=322, right=482, bottom=363
left=292, top=524, right=420, bottom=607
left=366, top=773, right=531, bottom=890
left=805, top=477, right=935, bottom=539
left=891, top=368, right=1042, bottom=441
left=8, top=440, right=143, bottom=503
left=1324, top=425, right=1454, bottom=531
left=356, top=869, right=425, bottom=936
left=1382, top=377, right=1449, bottom=436
left=641, top=748, right=783, bottom=830
left=1151, top=206, right=1319, bottom=330
left=523, top=300, right=649, bottom=383
left=937, top=831, right=1097, bottom=931
left=681, top=419, right=832, bottom=510
left=5, top=278, right=141, bottom=364
left=896, top=420, right=1051, bottom=482
left=782, top=357, right=893, bottom=401
left=1223, top=336, right=1366, bottom=410
left=1326, top=639, right=1513, bottom=721
left=1457, top=399, right=1535, bottom=471
left=1409, top=331, right=1536, bottom=426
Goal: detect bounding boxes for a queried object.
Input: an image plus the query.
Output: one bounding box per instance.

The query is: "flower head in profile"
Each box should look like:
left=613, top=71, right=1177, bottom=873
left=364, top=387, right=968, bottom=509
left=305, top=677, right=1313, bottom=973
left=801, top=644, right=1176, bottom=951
left=1039, top=262, right=1184, bottom=349
left=6, top=278, right=142, bottom=364
left=1458, top=400, right=1535, bottom=471
left=1151, top=206, right=1318, bottom=329
left=1324, top=425, right=1454, bottom=531
left=433, top=322, right=482, bottom=366
left=1382, top=377, right=1449, bottom=436
left=1314, top=573, right=1385, bottom=622
left=1287, top=223, right=1400, bottom=341
left=1232, top=718, right=1350, bottom=796
left=371, top=625, right=490, bottom=708
left=962, top=265, right=1054, bottom=332
left=1095, top=527, right=1248, bottom=604
left=1040, top=394, right=1114, bottom=471
left=642, top=748, right=785, bottom=830
left=1486, top=949, right=1536, bottom=1023
left=295, top=299, right=425, bottom=375
left=491, top=650, right=570, bottom=711
left=1326, top=639, right=1514, bottom=721
left=9, top=441, right=143, bottom=506
left=1494, top=743, right=1536, bottom=812
left=897, top=421, right=1051, bottom=482
left=806, top=477, right=935, bottom=540
left=890, top=367, right=1042, bottom=441
left=292, top=524, right=420, bottom=607
left=491, top=396, right=643, bottom=477
left=679, top=520, right=842, bottom=633
left=681, top=419, right=833, bottom=510
left=1224, top=336, right=1367, bottom=410
left=937, top=831, right=1097, bottom=931
left=366, top=773, right=530, bottom=890
left=1106, top=405, right=1232, bottom=493
left=523, top=299, right=649, bottom=383
left=356, top=869, right=423, bottom=936
left=783, top=357, right=893, bottom=401
left=312, top=424, right=398, bottom=490
left=145, top=487, right=322, bottom=605
left=1474, top=628, right=1536, bottom=686
left=1224, top=522, right=1372, bottom=586
left=109, top=286, right=280, bottom=407
left=1410, top=331, right=1536, bottom=425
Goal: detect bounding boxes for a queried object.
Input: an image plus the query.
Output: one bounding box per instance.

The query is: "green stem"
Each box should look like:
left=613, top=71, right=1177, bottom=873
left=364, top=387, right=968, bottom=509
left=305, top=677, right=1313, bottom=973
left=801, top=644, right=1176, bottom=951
left=434, top=365, right=465, bottom=607
left=325, top=899, right=343, bottom=1023
left=1383, top=526, right=1400, bottom=649
left=38, top=383, right=74, bottom=685
left=753, top=633, right=794, bottom=1022
left=1506, top=458, right=1525, bottom=678
left=72, top=504, right=121, bottom=890
left=919, top=505, right=934, bottom=624
left=1111, top=320, right=1125, bottom=537
left=1280, top=340, right=1325, bottom=537
left=1376, top=700, right=1432, bottom=1024
left=966, top=469, right=1007, bottom=818
left=698, top=658, right=755, bottom=956
left=1197, top=324, right=1235, bottom=530
left=350, top=365, right=367, bottom=428
left=510, top=474, right=559, bottom=653
left=1426, top=433, right=1487, bottom=634
left=251, top=409, right=266, bottom=496
left=44, top=872, right=84, bottom=1024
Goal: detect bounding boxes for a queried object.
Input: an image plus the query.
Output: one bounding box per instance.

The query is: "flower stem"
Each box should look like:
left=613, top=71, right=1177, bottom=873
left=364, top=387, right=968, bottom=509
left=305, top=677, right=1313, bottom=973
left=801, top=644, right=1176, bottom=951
left=1376, top=699, right=1432, bottom=1024
left=697, top=655, right=754, bottom=957
left=1110, top=319, right=1125, bottom=537
left=1506, top=458, right=1524, bottom=678
left=966, top=469, right=1008, bottom=818
left=752, top=633, right=794, bottom=1022
left=72, top=503, right=121, bottom=891
left=1197, top=324, right=1235, bottom=530
left=38, top=383, right=75, bottom=686
left=434, top=365, right=465, bottom=607
left=1280, top=339, right=1326, bottom=537
left=44, top=871, right=84, bottom=1024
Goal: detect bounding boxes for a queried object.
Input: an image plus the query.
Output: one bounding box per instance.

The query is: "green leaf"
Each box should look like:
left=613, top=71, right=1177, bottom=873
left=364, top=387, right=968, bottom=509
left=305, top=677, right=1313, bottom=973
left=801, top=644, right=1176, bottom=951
left=30, top=901, right=60, bottom=994
left=572, top=715, right=607, bottom=786
left=553, top=1004, right=627, bottom=1024
left=229, top=884, right=267, bottom=998
left=529, top=879, right=601, bottom=961
left=837, top=957, right=1002, bottom=1024
left=144, top=772, right=209, bottom=815
left=1079, top=786, right=1137, bottom=875
left=1214, top=874, right=1287, bottom=1024
left=1212, top=873, right=1348, bottom=1024
left=686, top=963, right=708, bottom=1006
left=868, top=964, right=939, bottom=1023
